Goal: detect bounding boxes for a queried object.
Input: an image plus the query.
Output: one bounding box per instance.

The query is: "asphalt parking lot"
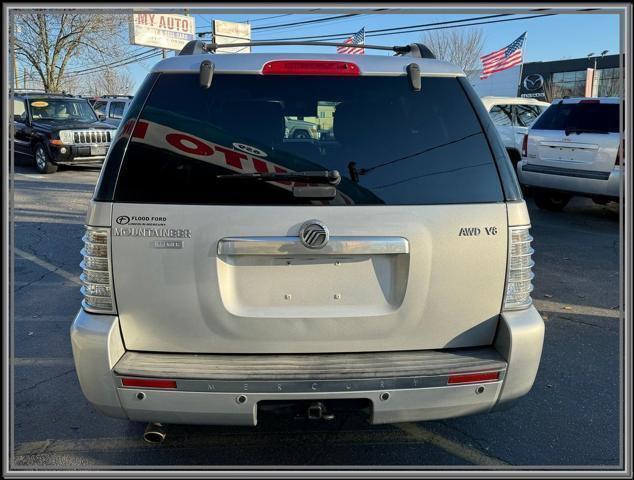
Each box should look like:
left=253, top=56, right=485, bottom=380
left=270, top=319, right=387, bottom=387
left=10, top=163, right=622, bottom=469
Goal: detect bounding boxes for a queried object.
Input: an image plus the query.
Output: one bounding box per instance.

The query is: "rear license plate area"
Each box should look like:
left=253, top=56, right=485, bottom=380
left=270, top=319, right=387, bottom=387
left=216, top=254, right=408, bottom=317
left=257, top=399, right=371, bottom=423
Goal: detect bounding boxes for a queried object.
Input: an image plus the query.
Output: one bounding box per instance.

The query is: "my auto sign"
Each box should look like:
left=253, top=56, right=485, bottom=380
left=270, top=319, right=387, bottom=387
left=129, top=12, right=196, bottom=51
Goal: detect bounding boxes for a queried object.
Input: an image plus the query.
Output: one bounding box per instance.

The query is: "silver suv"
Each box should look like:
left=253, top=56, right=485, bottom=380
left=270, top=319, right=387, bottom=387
left=90, top=95, right=134, bottom=127
left=517, top=97, right=622, bottom=210
left=71, top=41, right=544, bottom=435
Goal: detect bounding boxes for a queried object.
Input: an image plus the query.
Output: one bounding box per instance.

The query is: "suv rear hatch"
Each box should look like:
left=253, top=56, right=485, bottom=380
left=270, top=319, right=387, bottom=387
left=526, top=99, right=620, bottom=175
left=108, top=62, right=509, bottom=354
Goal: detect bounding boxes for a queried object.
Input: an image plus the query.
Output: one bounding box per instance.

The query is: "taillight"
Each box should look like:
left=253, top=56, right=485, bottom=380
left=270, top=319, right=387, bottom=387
left=503, top=226, right=534, bottom=311
left=521, top=134, right=528, bottom=157
left=262, top=60, right=360, bottom=76
left=80, top=226, right=116, bottom=313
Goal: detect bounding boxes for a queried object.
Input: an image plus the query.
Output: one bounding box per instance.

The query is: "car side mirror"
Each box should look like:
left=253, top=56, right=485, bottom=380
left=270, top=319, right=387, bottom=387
left=98, top=114, right=106, bottom=121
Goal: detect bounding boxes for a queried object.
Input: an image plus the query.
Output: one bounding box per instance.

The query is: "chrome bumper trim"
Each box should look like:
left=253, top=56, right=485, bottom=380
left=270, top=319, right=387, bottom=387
left=218, top=236, right=409, bottom=256
left=116, top=371, right=506, bottom=394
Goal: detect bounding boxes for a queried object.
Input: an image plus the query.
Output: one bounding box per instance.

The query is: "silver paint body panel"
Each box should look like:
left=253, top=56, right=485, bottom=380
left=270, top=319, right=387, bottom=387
left=109, top=203, right=508, bottom=353
left=151, top=52, right=466, bottom=78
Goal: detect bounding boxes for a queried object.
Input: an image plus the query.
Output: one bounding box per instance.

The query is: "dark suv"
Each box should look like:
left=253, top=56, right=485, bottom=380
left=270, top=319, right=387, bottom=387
left=12, top=91, right=117, bottom=173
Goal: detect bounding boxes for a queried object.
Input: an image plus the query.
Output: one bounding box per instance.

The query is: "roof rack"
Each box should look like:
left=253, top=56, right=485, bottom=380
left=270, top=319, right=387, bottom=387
left=178, top=40, right=436, bottom=59
left=94, top=94, right=134, bottom=99
left=11, top=89, right=75, bottom=97
left=11, top=88, right=47, bottom=93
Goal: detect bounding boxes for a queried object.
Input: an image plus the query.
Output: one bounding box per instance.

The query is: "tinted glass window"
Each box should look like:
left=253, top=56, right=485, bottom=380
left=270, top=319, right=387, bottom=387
left=109, top=101, right=126, bottom=119
left=489, top=105, right=513, bottom=126
left=13, top=99, right=27, bottom=122
left=114, top=74, right=503, bottom=205
left=532, top=102, right=619, bottom=133
left=515, top=105, right=546, bottom=127
left=28, top=98, right=97, bottom=122
left=93, top=101, right=107, bottom=115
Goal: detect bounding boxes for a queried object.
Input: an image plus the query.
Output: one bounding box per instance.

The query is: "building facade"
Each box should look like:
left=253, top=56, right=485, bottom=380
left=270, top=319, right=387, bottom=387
left=469, top=53, right=622, bottom=101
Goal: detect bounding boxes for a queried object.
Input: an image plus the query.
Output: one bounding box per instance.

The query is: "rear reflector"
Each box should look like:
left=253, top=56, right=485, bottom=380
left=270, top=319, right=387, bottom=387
left=447, top=371, right=500, bottom=385
left=262, top=60, right=360, bottom=76
left=121, top=378, right=177, bottom=389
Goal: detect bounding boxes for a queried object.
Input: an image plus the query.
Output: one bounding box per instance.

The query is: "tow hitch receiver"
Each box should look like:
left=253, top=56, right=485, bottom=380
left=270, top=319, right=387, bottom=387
left=307, top=401, right=335, bottom=421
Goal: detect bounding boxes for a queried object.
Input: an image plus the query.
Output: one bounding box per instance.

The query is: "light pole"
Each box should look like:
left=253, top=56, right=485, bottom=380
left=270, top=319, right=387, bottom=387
left=587, top=50, right=609, bottom=96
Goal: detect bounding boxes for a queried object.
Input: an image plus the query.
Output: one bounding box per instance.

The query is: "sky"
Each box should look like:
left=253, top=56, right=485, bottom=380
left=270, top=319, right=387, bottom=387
left=126, top=11, right=621, bottom=93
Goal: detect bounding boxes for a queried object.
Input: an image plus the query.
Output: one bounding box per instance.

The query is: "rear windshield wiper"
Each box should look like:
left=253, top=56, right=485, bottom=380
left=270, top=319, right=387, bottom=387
left=564, top=128, right=610, bottom=136
left=216, top=170, right=341, bottom=185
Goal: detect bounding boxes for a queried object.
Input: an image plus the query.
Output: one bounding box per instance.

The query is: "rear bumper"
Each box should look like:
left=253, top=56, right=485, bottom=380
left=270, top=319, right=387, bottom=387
left=517, top=160, right=621, bottom=199
left=70, top=306, right=544, bottom=425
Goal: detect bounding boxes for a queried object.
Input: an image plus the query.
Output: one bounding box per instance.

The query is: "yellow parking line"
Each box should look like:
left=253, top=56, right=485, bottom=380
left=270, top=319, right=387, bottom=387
left=14, top=248, right=81, bottom=286
left=396, top=422, right=509, bottom=466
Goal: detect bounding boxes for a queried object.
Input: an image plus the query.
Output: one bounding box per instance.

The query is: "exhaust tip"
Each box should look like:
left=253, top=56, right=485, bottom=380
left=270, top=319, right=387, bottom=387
left=143, top=422, right=166, bottom=444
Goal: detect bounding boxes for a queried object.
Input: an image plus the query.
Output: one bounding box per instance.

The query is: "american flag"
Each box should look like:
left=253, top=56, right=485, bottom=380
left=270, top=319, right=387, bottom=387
left=480, top=32, right=526, bottom=79
left=337, top=27, right=365, bottom=54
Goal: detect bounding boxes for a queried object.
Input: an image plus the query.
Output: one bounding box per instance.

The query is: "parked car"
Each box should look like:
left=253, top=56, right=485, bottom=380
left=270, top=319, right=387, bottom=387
left=517, top=97, right=621, bottom=210
left=285, top=117, right=320, bottom=139
left=89, top=95, right=134, bottom=127
left=481, top=96, right=550, bottom=168
left=12, top=91, right=117, bottom=174
left=71, top=42, right=544, bottom=438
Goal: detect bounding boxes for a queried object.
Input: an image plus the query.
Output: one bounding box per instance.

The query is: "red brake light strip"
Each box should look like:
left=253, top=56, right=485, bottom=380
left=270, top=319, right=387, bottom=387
left=262, top=60, right=360, bottom=76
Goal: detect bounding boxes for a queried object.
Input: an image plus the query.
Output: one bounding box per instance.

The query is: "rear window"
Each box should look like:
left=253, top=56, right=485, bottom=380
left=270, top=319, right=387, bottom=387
left=532, top=102, right=619, bottom=133
left=114, top=73, right=503, bottom=205
left=109, top=101, right=126, bottom=119
left=515, top=104, right=547, bottom=127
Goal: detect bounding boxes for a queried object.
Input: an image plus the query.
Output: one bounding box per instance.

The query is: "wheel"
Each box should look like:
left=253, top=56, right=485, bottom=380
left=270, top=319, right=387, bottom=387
left=33, top=143, right=58, bottom=174
left=292, top=130, right=311, bottom=139
left=533, top=189, right=571, bottom=211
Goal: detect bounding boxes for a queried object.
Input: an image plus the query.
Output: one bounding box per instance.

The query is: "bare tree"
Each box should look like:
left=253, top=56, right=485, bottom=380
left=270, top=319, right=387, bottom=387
left=78, top=68, right=134, bottom=96
left=12, top=10, right=134, bottom=93
left=421, top=28, right=484, bottom=73
left=541, top=78, right=562, bottom=103
left=596, top=73, right=621, bottom=97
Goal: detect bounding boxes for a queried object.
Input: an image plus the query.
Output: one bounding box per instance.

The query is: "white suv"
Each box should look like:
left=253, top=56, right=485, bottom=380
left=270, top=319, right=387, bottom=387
left=517, top=97, right=621, bottom=210
left=481, top=97, right=550, bottom=169
left=90, top=95, right=134, bottom=128
left=70, top=41, right=544, bottom=440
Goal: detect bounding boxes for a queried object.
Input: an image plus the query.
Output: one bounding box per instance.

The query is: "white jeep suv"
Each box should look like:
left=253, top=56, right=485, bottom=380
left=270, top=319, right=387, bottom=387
left=517, top=97, right=622, bottom=210
left=481, top=96, right=550, bottom=169
left=71, top=41, right=544, bottom=439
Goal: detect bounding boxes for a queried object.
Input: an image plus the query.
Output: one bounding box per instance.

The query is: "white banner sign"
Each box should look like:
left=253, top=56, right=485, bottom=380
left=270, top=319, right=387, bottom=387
left=129, top=12, right=196, bottom=51
left=213, top=20, right=251, bottom=54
